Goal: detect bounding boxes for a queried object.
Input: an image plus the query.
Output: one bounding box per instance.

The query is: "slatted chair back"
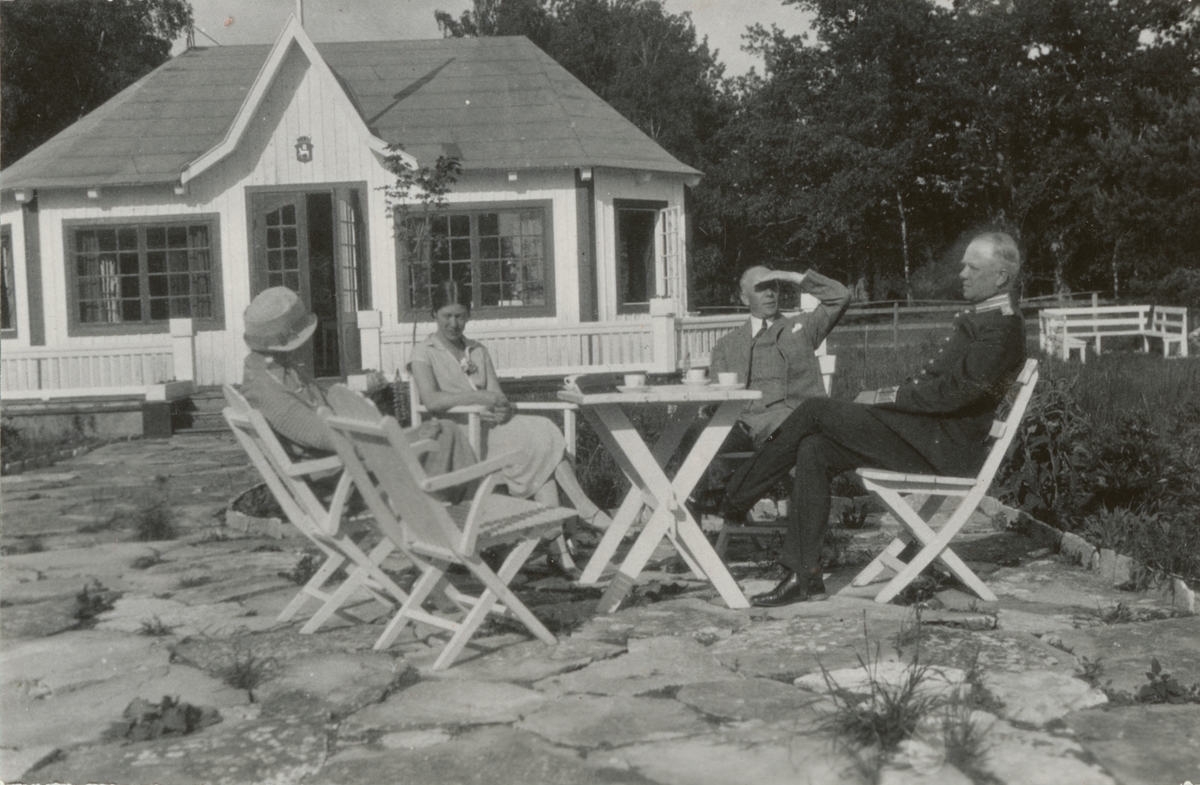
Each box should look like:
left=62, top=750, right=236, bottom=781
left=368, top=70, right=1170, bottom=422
left=320, top=384, right=462, bottom=552
left=222, top=385, right=350, bottom=539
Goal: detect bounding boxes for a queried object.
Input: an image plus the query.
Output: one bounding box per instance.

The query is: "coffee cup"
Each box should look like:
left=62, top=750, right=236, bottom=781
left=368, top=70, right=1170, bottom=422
left=685, top=368, right=708, bottom=383
left=624, top=372, right=647, bottom=388
left=717, top=372, right=739, bottom=386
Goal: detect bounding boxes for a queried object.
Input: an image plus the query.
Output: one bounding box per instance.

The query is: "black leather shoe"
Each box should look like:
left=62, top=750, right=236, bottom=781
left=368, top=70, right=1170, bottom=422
left=751, top=571, right=825, bottom=607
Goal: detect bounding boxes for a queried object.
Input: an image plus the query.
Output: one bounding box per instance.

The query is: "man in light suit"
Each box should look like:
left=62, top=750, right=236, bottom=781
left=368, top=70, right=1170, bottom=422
left=710, top=266, right=851, bottom=449
left=721, top=232, right=1027, bottom=607
left=683, top=266, right=849, bottom=513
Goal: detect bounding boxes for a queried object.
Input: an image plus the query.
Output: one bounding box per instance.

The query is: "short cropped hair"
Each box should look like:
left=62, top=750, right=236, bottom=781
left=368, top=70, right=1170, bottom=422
left=975, top=232, right=1021, bottom=283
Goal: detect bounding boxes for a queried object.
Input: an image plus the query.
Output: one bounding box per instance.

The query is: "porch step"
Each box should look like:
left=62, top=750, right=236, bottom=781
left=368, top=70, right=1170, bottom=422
left=171, top=388, right=230, bottom=435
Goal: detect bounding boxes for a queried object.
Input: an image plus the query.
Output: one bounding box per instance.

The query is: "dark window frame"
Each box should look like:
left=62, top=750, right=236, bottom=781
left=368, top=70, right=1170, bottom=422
left=64, top=214, right=224, bottom=336
left=614, top=198, right=667, bottom=315
left=396, top=199, right=556, bottom=321
left=1, top=225, right=16, bottom=337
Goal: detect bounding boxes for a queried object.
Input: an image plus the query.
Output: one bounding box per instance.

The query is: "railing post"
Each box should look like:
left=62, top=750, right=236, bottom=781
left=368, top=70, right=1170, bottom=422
left=893, top=302, right=900, bottom=351
left=649, top=297, right=679, bottom=373
left=358, top=310, right=382, bottom=371
left=169, top=318, right=196, bottom=382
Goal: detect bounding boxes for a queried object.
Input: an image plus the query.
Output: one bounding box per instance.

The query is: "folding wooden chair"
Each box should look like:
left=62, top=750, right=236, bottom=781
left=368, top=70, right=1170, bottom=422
left=222, top=385, right=411, bottom=633
left=408, top=375, right=582, bottom=571
left=319, top=384, right=576, bottom=671
left=846, top=358, right=1039, bottom=603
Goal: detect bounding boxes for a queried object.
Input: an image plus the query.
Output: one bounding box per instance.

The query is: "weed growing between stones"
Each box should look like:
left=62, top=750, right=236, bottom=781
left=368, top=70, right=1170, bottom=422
left=130, top=550, right=163, bottom=570
left=1075, top=656, right=1106, bottom=688
left=821, top=620, right=996, bottom=783
left=1, top=536, right=46, bottom=555
left=77, top=515, right=119, bottom=534
left=176, top=574, right=214, bottom=589
left=281, top=548, right=347, bottom=586
left=135, top=475, right=177, bottom=541
left=139, top=616, right=177, bottom=636
left=1103, top=658, right=1200, bottom=706
left=74, top=579, right=120, bottom=626
left=103, top=696, right=221, bottom=742
left=217, top=648, right=278, bottom=703
left=819, top=648, right=942, bottom=783
left=892, top=604, right=926, bottom=658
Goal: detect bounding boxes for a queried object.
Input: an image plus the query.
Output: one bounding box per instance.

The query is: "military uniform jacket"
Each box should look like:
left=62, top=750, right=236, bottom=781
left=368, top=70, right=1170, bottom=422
left=710, top=269, right=850, bottom=434
left=869, top=295, right=1026, bottom=476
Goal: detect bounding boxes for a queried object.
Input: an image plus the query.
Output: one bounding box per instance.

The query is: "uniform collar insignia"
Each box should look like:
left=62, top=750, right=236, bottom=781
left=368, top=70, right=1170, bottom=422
left=974, top=293, right=1015, bottom=316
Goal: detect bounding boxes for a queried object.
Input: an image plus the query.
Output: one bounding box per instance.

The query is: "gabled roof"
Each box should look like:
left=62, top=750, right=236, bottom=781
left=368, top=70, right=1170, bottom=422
left=1, top=31, right=699, bottom=192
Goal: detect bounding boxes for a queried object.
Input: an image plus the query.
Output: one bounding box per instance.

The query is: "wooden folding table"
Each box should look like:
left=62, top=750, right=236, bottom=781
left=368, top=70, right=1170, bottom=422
left=559, top=384, right=761, bottom=611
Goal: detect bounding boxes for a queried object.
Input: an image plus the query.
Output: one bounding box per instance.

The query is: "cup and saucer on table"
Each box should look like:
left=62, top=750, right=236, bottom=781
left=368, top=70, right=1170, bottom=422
left=618, top=372, right=651, bottom=393
left=681, top=369, right=711, bottom=386
left=713, top=371, right=746, bottom=391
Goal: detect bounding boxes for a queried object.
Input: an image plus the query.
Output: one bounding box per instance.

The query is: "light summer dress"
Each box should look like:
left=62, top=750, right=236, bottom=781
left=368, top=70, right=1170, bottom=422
left=409, top=334, right=565, bottom=499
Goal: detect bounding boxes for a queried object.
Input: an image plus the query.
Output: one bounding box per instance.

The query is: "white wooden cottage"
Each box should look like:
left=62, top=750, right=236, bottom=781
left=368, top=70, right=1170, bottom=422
left=0, top=17, right=711, bottom=396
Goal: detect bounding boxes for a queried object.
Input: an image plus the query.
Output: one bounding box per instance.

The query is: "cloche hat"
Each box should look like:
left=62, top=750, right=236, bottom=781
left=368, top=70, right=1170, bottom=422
left=243, top=287, right=318, bottom=352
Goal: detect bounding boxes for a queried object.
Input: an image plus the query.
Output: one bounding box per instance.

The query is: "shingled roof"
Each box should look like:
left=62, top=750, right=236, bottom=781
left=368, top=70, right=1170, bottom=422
left=1, top=35, right=699, bottom=191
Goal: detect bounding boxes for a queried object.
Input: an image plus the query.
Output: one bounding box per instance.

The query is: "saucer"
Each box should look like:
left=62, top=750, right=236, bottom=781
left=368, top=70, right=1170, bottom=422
left=681, top=378, right=711, bottom=386
left=617, top=385, right=651, bottom=393
left=713, top=383, right=747, bottom=391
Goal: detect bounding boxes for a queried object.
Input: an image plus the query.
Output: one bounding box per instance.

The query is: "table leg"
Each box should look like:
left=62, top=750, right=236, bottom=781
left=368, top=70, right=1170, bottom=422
left=594, top=401, right=749, bottom=611
left=576, top=403, right=697, bottom=585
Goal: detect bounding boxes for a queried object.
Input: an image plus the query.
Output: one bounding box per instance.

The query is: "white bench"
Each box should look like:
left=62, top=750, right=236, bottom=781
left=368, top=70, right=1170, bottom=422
left=1039, top=305, right=1189, bottom=361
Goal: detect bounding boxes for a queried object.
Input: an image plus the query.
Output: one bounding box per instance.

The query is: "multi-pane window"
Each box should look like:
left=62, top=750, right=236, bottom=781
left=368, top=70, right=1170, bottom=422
left=400, top=204, right=551, bottom=316
left=70, top=219, right=220, bottom=331
left=1, top=227, right=15, bottom=334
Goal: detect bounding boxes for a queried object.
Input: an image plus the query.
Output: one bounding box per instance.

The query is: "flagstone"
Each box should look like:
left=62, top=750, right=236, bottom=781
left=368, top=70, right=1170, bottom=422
left=315, top=725, right=642, bottom=785
left=255, top=651, right=406, bottom=719
left=414, top=636, right=625, bottom=682
left=1047, top=616, right=1200, bottom=694
left=1066, top=704, right=1200, bottom=785
left=981, top=670, right=1107, bottom=727
left=517, top=694, right=710, bottom=748
left=977, top=715, right=1116, bottom=785
left=613, top=727, right=848, bottom=785
left=709, top=614, right=908, bottom=680
left=534, top=635, right=737, bottom=696
left=674, top=678, right=825, bottom=723
left=33, top=715, right=328, bottom=785
left=339, top=679, right=546, bottom=737
left=570, top=597, right=751, bottom=644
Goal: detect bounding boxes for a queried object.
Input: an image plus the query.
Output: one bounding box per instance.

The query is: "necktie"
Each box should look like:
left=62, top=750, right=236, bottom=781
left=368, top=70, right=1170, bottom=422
left=747, top=318, right=773, bottom=385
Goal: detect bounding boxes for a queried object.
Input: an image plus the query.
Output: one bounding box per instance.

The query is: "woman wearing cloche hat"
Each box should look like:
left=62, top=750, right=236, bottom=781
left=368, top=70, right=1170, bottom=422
left=240, top=287, right=475, bottom=481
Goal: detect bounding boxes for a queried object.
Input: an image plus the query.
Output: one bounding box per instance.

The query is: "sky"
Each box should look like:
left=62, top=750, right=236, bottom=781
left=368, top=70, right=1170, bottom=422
left=177, top=0, right=814, bottom=75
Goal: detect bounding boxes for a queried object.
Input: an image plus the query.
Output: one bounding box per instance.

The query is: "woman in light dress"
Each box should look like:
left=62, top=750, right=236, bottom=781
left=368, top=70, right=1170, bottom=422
left=409, top=281, right=611, bottom=532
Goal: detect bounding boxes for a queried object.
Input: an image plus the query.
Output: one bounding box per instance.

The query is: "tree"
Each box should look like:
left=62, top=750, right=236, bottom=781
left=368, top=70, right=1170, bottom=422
left=703, top=0, right=1200, bottom=301
left=1, top=0, right=193, bottom=167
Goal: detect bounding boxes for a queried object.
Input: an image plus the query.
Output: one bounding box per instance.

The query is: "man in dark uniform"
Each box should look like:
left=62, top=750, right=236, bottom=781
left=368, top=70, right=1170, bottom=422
left=720, top=232, right=1027, bottom=607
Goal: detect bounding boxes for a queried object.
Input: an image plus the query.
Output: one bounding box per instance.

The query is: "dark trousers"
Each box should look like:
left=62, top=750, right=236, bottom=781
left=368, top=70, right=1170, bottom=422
left=723, top=398, right=937, bottom=575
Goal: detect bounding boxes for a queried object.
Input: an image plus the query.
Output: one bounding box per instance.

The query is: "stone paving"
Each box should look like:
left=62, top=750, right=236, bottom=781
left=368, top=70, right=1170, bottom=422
left=1, top=434, right=1198, bottom=785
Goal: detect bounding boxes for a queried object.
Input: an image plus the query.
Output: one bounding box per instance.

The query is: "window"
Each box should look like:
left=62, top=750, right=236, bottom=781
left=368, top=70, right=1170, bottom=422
left=399, top=202, right=554, bottom=318
left=615, top=199, right=668, bottom=314
left=67, top=217, right=222, bottom=333
left=1, top=226, right=15, bottom=335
